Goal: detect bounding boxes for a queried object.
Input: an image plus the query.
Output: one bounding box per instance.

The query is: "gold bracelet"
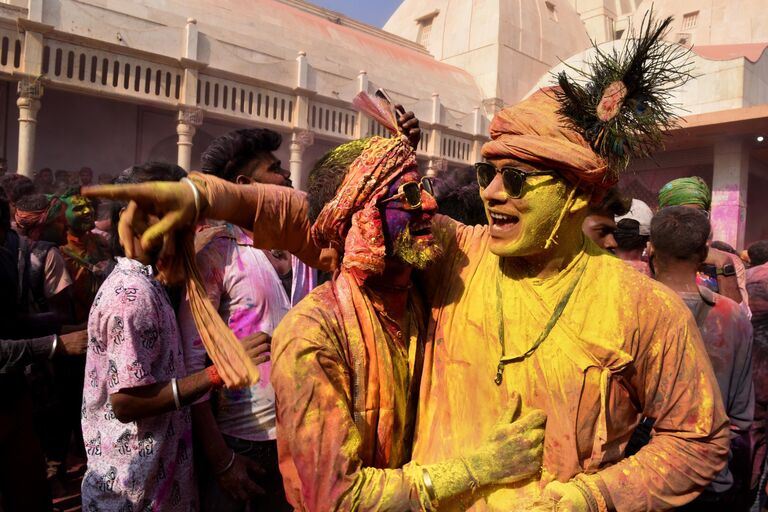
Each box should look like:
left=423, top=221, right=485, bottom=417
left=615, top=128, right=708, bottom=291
left=576, top=475, right=608, bottom=512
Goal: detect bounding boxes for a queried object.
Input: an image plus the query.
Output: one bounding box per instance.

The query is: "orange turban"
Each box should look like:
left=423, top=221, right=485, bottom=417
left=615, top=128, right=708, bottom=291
left=481, top=88, right=614, bottom=194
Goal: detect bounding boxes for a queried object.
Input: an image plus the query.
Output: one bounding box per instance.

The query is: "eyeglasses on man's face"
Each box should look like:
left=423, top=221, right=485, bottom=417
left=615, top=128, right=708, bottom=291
left=474, top=162, right=558, bottom=198
left=378, top=177, right=435, bottom=210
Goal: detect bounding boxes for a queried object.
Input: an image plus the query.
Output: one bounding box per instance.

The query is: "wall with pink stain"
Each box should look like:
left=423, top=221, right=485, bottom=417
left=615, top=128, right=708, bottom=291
left=711, top=185, right=744, bottom=247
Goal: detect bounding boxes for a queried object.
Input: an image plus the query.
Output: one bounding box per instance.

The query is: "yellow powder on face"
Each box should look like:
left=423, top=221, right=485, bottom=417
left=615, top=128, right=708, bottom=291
left=392, top=227, right=443, bottom=269
left=483, top=176, right=570, bottom=258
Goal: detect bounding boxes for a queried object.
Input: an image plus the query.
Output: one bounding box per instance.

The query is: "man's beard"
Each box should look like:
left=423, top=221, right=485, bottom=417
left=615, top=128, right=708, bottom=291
left=392, top=226, right=442, bottom=270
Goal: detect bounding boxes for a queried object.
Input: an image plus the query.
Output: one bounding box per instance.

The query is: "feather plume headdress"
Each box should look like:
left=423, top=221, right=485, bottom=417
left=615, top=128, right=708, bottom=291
left=554, top=11, right=693, bottom=178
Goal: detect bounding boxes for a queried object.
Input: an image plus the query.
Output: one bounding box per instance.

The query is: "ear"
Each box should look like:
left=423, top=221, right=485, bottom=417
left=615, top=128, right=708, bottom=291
left=647, top=242, right=655, bottom=259
left=235, top=175, right=250, bottom=185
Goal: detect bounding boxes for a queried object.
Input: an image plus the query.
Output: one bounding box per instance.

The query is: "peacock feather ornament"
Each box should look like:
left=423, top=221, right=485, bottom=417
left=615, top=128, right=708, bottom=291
left=554, top=11, right=693, bottom=179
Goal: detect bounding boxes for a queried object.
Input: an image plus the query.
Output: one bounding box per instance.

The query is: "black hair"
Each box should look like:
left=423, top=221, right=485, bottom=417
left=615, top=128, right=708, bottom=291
left=307, top=139, right=369, bottom=223
left=650, top=206, right=710, bottom=262
left=15, top=193, right=51, bottom=213
left=593, top=187, right=632, bottom=217
left=434, top=167, right=487, bottom=225
left=614, top=219, right=648, bottom=251
left=0, top=174, right=36, bottom=204
left=711, top=240, right=737, bottom=255
left=109, top=162, right=186, bottom=257
left=748, top=240, right=768, bottom=267
left=201, top=128, right=282, bottom=182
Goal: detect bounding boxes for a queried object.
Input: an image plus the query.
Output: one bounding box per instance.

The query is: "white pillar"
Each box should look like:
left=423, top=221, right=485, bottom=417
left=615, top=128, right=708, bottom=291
left=711, top=140, right=750, bottom=249
left=289, top=130, right=313, bottom=191
left=16, top=79, right=43, bottom=178
left=176, top=108, right=203, bottom=172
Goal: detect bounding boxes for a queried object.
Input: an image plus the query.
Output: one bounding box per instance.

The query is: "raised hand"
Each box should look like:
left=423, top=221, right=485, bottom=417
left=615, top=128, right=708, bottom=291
left=396, top=106, right=421, bottom=149
left=82, top=180, right=199, bottom=258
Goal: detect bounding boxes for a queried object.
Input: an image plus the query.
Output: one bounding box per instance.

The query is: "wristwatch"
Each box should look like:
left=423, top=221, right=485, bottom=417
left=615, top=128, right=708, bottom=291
left=716, top=263, right=736, bottom=277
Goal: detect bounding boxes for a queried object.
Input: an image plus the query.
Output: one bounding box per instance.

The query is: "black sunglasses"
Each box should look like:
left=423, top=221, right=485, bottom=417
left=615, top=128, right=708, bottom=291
left=378, top=177, right=435, bottom=210
left=474, top=162, right=557, bottom=198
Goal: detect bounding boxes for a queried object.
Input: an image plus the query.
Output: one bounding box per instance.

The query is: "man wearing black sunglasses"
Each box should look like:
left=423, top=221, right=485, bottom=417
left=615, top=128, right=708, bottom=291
left=83, top=24, right=728, bottom=509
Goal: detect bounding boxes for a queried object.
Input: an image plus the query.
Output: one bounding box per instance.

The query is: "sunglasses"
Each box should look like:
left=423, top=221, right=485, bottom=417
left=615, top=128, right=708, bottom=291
left=378, top=177, right=435, bottom=210
left=474, top=162, right=558, bottom=198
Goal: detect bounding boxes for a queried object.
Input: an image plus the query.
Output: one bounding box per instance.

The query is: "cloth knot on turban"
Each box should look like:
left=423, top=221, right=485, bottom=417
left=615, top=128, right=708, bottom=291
left=15, top=196, right=63, bottom=235
left=481, top=89, right=614, bottom=198
left=311, top=134, right=417, bottom=276
left=658, top=176, right=711, bottom=211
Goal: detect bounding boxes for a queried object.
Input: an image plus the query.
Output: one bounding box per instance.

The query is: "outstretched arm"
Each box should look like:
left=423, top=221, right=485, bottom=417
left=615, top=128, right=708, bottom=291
left=82, top=174, right=335, bottom=271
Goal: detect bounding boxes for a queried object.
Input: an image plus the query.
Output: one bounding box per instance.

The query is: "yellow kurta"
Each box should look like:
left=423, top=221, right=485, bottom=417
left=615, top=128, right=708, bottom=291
left=412, top=216, right=729, bottom=511
left=190, top=176, right=728, bottom=511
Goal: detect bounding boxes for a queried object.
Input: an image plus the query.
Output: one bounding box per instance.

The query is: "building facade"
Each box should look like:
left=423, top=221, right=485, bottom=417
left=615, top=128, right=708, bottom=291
left=0, top=0, right=766, bottom=246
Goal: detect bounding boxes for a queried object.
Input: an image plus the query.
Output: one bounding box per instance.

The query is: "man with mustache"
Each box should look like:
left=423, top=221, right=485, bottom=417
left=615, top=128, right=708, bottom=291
left=269, top=119, right=545, bottom=510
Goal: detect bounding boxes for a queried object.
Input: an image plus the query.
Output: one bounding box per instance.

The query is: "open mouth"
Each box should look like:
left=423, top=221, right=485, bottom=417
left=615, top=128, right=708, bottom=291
left=409, top=222, right=432, bottom=237
left=489, top=211, right=520, bottom=227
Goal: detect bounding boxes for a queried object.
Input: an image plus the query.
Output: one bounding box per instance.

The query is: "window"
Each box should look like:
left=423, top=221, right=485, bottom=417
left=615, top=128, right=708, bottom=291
left=417, top=19, right=433, bottom=47
left=415, top=10, right=438, bottom=48
left=615, top=29, right=625, bottom=40
left=545, top=1, right=558, bottom=22
left=682, top=11, right=699, bottom=30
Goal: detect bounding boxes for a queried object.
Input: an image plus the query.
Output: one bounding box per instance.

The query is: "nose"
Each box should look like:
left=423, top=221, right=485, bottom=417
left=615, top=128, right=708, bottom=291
left=604, top=233, right=618, bottom=251
left=420, top=188, right=438, bottom=214
left=480, top=172, right=507, bottom=204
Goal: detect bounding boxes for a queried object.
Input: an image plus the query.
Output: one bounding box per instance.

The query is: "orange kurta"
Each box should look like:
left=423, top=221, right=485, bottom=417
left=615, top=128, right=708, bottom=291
left=411, top=216, right=729, bottom=511
left=271, top=271, right=426, bottom=511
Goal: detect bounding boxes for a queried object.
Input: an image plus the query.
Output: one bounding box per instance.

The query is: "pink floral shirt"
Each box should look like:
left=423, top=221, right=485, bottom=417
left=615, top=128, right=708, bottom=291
left=82, top=257, right=196, bottom=511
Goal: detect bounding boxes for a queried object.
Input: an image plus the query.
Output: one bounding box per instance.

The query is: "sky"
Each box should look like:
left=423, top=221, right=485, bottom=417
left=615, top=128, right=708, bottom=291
left=308, top=0, right=402, bottom=28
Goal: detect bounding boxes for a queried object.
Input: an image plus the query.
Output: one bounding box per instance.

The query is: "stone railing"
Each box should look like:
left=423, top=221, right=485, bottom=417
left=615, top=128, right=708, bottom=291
left=1, top=3, right=487, bottom=179
left=41, top=36, right=182, bottom=107
left=197, top=73, right=295, bottom=129
left=0, top=25, right=22, bottom=76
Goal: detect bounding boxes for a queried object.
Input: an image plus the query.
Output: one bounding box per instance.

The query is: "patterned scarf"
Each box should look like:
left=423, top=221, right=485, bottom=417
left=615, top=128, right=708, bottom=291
left=14, top=197, right=64, bottom=238
left=311, top=134, right=417, bottom=277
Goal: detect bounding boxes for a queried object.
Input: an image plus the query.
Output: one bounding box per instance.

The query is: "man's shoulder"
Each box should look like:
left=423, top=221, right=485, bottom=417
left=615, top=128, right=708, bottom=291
left=97, top=260, right=159, bottom=306
left=279, top=282, right=338, bottom=322
left=709, top=291, right=750, bottom=325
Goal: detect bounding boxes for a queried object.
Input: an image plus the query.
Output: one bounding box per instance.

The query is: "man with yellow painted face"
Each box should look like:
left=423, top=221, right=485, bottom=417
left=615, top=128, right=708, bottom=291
left=402, top=86, right=729, bottom=511
left=60, top=193, right=112, bottom=324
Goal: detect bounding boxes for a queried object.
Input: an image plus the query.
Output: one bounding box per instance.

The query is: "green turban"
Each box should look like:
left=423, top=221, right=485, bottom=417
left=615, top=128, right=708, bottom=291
left=658, top=177, right=711, bottom=211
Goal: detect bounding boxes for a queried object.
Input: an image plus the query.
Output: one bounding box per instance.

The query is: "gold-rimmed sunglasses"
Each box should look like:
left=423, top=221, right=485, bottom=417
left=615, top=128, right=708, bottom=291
left=378, top=177, right=435, bottom=210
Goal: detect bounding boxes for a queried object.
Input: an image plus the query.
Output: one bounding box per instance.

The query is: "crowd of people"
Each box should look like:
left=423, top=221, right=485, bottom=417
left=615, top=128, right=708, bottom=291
left=2, top=14, right=768, bottom=512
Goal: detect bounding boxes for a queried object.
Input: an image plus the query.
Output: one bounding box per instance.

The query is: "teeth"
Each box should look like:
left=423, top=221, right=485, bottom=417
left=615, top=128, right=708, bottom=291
left=490, top=212, right=513, bottom=221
